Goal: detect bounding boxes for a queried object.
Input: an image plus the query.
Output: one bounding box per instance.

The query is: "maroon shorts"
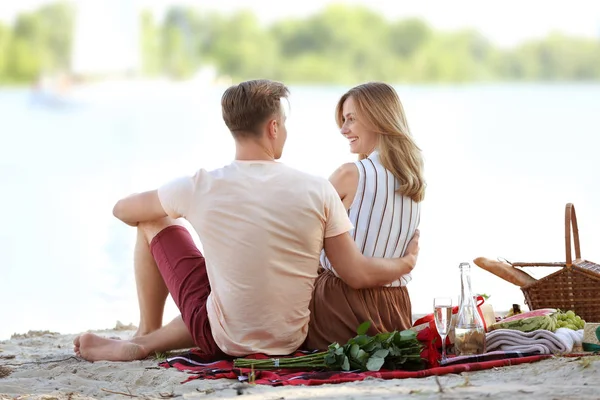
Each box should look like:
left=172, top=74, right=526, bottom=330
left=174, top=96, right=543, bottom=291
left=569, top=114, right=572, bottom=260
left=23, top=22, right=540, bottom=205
left=150, top=225, right=225, bottom=359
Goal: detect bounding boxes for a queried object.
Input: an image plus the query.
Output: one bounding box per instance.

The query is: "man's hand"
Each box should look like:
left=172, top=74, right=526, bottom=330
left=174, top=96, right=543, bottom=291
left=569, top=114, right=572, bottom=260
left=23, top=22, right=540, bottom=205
left=397, top=229, right=420, bottom=275
left=406, top=229, right=420, bottom=258
left=324, top=229, right=421, bottom=289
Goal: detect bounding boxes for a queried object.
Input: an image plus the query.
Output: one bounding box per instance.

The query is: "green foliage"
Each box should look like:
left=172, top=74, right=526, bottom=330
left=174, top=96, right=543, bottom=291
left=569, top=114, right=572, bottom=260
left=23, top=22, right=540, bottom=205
left=1, top=2, right=74, bottom=82
left=146, top=5, right=600, bottom=84
left=323, top=323, right=425, bottom=371
left=233, top=321, right=425, bottom=372
left=2, top=2, right=600, bottom=84
left=158, top=6, right=202, bottom=79
left=0, top=23, right=13, bottom=82
left=206, top=10, right=278, bottom=81
left=388, top=18, right=433, bottom=59
left=140, top=10, right=161, bottom=76
left=505, top=35, right=600, bottom=80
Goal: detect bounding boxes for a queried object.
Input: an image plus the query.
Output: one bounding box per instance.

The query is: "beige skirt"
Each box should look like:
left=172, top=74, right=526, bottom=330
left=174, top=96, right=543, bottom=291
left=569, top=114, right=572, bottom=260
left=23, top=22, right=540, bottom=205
left=305, top=270, right=413, bottom=351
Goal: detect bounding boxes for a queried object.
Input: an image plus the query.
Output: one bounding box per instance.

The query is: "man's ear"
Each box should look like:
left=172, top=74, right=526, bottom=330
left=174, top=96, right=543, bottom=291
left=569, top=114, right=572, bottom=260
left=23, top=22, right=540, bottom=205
left=267, top=118, right=278, bottom=139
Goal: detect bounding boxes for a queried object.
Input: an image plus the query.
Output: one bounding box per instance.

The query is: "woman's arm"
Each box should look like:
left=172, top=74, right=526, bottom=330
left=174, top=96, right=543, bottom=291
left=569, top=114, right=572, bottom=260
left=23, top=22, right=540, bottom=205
left=329, top=163, right=359, bottom=209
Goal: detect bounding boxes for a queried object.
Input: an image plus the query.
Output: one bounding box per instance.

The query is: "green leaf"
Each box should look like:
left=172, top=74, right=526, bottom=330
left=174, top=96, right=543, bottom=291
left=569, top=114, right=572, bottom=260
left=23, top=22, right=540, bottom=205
left=400, top=330, right=417, bottom=340
left=373, top=349, right=389, bottom=358
left=393, top=331, right=417, bottom=347
left=366, top=356, right=385, bottom=371
left=324, top=352, right=336, bottom=365
left=357, top=349, right=369, bottom=362
left=357, top=321, right=371, bottom=336
left=350, top=343, right=360, bottom=359
left=389, top=347, right=403, bottom=356
left=385, top=332, right=397, bottom=344
left=362, top=340, right=379, bottom=352
left=349, top=358, right=364, bottom=370
left=335, top=346, right=345, bottom=356
left=376, top=331, right=393, bottom=342
left=341, top=355, right=350, bottom=371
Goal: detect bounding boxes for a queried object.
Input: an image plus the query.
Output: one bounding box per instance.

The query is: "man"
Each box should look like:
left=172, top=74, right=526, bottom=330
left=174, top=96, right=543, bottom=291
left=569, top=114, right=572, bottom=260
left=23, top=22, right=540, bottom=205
left=74, top=80, right=419, bottom=362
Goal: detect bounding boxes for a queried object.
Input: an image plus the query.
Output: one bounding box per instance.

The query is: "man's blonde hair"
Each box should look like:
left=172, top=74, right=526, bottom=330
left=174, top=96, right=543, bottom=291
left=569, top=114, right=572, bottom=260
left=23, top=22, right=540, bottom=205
left=222, top=79, right=290, bottom=138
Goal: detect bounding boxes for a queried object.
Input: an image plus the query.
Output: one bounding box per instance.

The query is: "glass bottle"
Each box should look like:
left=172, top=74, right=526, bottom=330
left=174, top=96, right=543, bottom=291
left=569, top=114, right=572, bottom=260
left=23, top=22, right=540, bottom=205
left=454, top=262, right=486, bottom=356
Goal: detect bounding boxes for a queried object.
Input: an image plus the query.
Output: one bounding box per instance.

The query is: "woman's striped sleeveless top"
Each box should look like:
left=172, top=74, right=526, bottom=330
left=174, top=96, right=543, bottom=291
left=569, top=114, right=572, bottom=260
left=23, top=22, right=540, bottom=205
left=321, top=151, right=421, bottom=287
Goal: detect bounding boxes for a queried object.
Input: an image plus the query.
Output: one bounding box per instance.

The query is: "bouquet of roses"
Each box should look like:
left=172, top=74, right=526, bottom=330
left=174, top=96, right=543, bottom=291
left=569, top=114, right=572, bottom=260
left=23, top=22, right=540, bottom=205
left=234, top=321, right=425, bottom=372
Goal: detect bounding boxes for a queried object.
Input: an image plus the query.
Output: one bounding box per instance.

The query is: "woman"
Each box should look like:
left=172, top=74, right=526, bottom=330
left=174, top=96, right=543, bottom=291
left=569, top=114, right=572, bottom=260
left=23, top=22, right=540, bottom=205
left=305, top=82, right=426, bottom=350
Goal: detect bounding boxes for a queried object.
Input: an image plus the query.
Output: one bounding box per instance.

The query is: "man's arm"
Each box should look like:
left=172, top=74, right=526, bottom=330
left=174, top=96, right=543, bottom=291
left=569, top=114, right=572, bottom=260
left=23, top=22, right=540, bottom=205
left=324, top=229, right=420, bottom=289
left=113, top=190, right=167, bottom=226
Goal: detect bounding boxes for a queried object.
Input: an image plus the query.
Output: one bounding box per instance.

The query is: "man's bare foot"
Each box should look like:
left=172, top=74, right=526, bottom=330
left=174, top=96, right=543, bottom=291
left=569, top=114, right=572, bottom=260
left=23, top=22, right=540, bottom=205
left=73, top=335, right=81, bottom=356
left=74, top=333, right=148, bottom=362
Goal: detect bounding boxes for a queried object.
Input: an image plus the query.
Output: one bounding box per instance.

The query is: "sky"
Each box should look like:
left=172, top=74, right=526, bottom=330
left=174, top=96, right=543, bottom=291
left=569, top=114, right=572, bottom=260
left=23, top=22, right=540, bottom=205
left=1, top=0, right=599, bottom=48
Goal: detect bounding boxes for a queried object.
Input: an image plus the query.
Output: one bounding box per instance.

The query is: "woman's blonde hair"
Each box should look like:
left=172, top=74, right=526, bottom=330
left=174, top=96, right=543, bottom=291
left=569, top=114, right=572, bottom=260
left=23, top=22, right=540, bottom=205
left=335, top=82, right=425, bottom=202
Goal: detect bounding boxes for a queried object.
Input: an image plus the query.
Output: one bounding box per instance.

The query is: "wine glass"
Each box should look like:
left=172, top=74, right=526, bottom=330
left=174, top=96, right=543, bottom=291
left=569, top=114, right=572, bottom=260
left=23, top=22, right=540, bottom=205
left=433, top=297, right=453, bottom=364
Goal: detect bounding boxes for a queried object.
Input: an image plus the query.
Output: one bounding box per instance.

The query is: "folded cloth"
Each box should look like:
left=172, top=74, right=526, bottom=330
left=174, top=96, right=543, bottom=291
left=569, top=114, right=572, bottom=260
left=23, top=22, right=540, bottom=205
left=557, top=327, right=584, bottom=346
left=486, top=328, right=584, bottom=354
left=159, top=350, right=550, bottom=386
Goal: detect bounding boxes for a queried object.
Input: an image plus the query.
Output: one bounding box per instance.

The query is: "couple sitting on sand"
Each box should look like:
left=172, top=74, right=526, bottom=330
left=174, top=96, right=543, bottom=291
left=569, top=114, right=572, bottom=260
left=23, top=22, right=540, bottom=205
left=74, top=80, right=426, bottom=362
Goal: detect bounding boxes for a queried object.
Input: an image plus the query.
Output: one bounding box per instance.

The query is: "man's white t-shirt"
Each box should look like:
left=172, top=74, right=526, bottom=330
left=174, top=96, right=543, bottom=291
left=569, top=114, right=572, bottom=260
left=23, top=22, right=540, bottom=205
left=158, top=160, right=353, bottom=356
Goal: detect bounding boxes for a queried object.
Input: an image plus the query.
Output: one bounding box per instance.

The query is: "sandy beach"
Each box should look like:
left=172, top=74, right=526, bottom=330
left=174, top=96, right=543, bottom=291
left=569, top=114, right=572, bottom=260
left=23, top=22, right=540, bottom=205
left=1, top=324, right=599, bottom=400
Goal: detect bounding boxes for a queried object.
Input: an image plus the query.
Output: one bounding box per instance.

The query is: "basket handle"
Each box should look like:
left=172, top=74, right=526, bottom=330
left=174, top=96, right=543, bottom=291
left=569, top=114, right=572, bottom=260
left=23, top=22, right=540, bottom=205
left=565, top=203, right=581, bottom=266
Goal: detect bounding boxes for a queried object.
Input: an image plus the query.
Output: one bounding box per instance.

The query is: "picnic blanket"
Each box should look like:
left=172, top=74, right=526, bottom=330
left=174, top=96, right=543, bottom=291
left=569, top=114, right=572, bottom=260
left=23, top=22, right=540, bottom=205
left=159, top=350, right=551, bottom=386
left=440, top=350, right=541, bottom=366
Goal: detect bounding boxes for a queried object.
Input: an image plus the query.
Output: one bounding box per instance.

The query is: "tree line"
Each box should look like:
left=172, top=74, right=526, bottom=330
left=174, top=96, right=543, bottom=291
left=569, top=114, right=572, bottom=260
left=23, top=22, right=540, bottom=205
left=1, top=2, right=599, bottom=84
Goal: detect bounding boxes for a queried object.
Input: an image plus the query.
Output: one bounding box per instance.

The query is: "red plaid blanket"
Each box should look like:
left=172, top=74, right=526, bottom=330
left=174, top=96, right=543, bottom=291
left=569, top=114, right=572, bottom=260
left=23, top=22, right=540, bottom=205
left=158, top=350, right=551, bottom=386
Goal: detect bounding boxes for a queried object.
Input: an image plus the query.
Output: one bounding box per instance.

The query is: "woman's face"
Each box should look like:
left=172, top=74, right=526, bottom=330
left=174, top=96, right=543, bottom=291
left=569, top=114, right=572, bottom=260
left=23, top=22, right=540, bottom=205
left=340, top=96, right=379, bottom=155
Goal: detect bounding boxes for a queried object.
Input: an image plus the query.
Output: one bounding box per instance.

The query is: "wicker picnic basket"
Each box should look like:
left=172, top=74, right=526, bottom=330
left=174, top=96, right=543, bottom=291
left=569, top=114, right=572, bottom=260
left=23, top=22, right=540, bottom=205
left=509, top=203, right=600, bottom=322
